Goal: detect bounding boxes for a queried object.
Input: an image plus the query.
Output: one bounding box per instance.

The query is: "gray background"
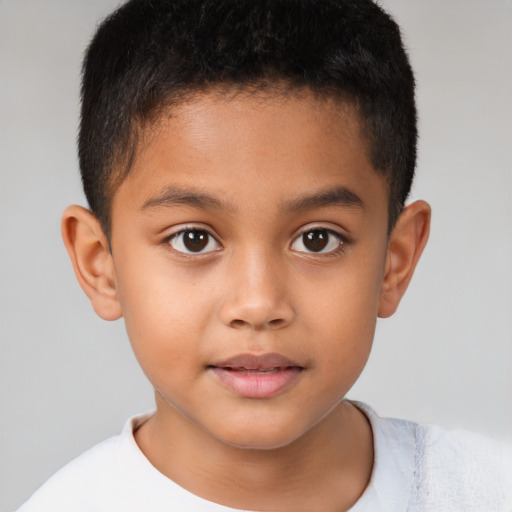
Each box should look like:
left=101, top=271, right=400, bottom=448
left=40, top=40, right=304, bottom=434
left=1, top=1, right=511, bottom=510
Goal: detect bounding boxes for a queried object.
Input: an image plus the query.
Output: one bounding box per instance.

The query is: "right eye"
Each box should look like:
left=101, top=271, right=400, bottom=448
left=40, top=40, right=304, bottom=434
left=168, top=229, right=221, bottom=254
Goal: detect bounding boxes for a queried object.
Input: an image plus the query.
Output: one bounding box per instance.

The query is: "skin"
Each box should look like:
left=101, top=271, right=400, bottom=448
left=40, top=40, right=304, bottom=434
left=62, top=90, right=430, bottom=511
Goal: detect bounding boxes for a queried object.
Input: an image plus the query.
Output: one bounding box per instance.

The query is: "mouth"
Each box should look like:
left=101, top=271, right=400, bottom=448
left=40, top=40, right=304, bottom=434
left=208, top=353, right=304, bottom=399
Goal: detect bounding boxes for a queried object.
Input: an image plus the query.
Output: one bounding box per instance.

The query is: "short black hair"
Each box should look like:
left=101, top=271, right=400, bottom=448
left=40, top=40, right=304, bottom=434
left=79, top=0, right=417, bottom=238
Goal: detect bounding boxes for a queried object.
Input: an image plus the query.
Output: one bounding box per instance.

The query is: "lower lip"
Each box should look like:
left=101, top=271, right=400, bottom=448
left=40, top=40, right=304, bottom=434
left=210, top=367, right=302, bottom=399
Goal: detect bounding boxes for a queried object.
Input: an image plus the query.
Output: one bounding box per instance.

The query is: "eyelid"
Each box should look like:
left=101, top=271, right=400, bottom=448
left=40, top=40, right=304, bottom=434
left=290, top=224, right=348, bottom=255
left=292, top=222, right=349, bottom=240
left=164, top=224, right=223, bottom=255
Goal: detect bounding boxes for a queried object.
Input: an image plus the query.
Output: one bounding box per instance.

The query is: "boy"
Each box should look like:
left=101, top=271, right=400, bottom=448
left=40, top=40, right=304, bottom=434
left=16, top=0, right=512, bottom=511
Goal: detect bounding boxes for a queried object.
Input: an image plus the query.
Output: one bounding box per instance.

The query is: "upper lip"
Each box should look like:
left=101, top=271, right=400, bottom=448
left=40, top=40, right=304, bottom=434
left=211, top=353, right=302, bottom=370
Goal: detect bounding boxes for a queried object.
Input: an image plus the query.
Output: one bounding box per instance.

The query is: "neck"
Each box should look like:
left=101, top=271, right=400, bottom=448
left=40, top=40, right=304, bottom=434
left=135, top=395, right=373, bottom=511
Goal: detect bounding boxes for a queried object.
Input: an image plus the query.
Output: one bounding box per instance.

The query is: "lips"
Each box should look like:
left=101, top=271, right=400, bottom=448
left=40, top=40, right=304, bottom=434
left=209, top=353, right=303, bottom=399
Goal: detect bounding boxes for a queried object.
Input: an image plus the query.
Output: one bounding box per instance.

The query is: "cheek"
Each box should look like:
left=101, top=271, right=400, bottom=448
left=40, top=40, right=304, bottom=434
left=114, top=258, right=216, bottom=371
left=301, top=258, right=383, bottom=329
left=298, top=256, right=384, bottom=371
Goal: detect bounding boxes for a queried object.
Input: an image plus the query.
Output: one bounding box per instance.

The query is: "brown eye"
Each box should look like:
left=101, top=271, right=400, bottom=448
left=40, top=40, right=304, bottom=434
left=290, top=228, right=344, bottom=254
left=169, top=229, right=221, bottom=254
left=184, top=230, right=208, bottom=251
left=303, top=230, right=328, bottom=252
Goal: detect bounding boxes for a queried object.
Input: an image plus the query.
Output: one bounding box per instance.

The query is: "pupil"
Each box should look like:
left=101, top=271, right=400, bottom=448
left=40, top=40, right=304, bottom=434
left=304, top=230, right=328, bottom=252
left=184, top=230, right=208, bottom=252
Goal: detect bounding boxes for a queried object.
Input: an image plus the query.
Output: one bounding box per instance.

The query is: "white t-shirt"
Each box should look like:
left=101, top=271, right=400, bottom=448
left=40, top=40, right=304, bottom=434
left=16, top=402, right=512, bottom=512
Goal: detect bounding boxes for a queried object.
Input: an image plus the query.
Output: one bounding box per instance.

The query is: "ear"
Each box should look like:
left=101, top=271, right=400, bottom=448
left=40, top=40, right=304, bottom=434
left=61, top=205, right=122, bottom=321
left=378, top=200, right=431, bottom=318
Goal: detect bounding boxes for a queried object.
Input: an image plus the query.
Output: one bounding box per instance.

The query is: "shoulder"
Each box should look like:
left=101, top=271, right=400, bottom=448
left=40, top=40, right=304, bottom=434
left=353, top=402, right=512, bottom=512
left=411, top=423, right=512, bottom=511
left=351, top=402, right=419, bottom=511
left=15, top=413, right=239, bottom=512
left=16, top=414, right=151, bottom=512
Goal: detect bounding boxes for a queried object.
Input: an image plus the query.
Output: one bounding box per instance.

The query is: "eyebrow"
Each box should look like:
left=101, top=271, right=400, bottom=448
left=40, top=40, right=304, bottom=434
left=141, top=186, right=237, bottom=213
left=281, top=185, right=364, bottom=212
left=140, top=184, right=364, bottom=214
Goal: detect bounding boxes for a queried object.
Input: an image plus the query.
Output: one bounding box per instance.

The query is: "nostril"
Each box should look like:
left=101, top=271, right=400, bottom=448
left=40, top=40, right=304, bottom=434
left=230, top=319, right=248, bottom=329
left=228, top=317, right=286, bottom=329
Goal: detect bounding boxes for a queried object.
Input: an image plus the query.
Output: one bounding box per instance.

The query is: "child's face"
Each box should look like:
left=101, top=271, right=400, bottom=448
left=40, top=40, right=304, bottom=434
left=109, top=91, right=391, bottom=449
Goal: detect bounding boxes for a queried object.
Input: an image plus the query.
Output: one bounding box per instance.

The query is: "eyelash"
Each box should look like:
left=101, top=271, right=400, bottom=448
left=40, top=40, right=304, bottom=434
left=163, top=225, right=348, bottom=257
left=290, top=227, right=347, bottom=257
left=165, top=227, right=222, bottom=255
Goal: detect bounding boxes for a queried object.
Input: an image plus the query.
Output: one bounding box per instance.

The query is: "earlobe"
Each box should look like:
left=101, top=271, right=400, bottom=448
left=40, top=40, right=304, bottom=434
left=61, top=205, right=122, bottom=321
left=378, top=200, right=431, bottom=318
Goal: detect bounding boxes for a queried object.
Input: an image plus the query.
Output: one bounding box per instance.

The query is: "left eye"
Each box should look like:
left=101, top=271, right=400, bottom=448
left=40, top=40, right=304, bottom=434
left=290, top=229, right=344, bottom=254
left=168, top=229, right=221, bottom=254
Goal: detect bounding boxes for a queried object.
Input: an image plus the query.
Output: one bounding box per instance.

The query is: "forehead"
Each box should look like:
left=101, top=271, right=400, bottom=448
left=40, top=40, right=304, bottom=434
left=112, top=90, right=387, bottom=225
left=153, top=89, right=369, bottom=166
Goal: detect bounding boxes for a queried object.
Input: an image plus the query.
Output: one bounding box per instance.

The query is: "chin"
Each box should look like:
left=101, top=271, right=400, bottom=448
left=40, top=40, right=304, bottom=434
left=221, top=435, right=297, bottom=451
left=211, top=419, right=306, bottom=451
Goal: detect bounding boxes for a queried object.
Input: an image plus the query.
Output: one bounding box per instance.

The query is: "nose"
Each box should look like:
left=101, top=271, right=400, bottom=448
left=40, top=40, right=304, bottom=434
left=218, top=247, right=295, bottom=331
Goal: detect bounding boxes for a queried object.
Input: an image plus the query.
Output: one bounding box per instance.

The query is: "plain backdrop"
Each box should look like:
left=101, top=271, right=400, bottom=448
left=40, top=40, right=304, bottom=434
left=1, top=1, right=511, bottom=510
